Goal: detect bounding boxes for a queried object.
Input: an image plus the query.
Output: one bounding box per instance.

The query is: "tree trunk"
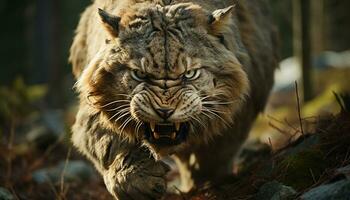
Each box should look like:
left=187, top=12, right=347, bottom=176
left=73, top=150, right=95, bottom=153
left=293, top=0, right=314, bottom=102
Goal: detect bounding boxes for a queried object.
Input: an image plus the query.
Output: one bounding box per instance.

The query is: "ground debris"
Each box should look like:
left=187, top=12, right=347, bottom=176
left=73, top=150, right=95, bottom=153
left=185, top=104, right=350, bottom=199
left=32, top=160, right=97, bottom=184
left=255, top=181, right=296, bottom=200
left=0, top=187, right=14, bottom=200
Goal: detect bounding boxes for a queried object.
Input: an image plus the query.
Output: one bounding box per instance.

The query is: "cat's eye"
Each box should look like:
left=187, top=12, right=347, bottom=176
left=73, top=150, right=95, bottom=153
left=131, top=70, right=147, bottom=81
left=184, top=69, right=200, bottom=80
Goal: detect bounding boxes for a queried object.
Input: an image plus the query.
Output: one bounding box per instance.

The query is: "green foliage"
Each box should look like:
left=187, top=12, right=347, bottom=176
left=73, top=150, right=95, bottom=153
left=0, top=77, right=47, bottom=121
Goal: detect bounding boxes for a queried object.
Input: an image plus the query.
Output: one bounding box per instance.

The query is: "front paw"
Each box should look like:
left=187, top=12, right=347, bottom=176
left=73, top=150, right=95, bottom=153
left=104, top=158, right=170, bottom=200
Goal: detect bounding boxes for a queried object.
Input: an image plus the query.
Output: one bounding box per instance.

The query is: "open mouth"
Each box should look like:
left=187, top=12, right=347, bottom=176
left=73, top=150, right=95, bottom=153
left=144, top=122, right=189, bottom=146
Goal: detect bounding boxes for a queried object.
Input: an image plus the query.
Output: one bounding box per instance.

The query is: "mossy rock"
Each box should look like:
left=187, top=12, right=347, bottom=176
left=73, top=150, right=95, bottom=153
left=301, top=179, right=350, bottom=200
left=276, top=149, right=328, bottom=189
left=255, top=181, right=297, bottom=200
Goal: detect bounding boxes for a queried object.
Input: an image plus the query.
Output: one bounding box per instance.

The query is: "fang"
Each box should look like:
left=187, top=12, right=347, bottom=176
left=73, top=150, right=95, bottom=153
left=153, top=132, right=160, bottom=139
left=150, top=122, right=155, bottom=132
left=175, top=123, right=180, bottom=131
left=171, top=132, right=177, bottom=140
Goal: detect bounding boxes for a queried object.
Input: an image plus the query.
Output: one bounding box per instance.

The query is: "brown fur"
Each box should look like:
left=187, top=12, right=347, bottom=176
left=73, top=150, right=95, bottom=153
left=70, top=0, right=278, bottom=198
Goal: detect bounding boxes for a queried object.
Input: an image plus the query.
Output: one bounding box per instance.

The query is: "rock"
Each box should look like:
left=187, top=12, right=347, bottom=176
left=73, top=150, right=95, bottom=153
left=276, top=148, right=327, bottom=190
left=336, top=165, right=350, bottom=180
left=301, top=179, right=350, bottom=200
left=281, top=135, right=320, bottom=157
left=25, top=110, right=64, bottom=150
left=32, top=160, right=97, bottom=184
left=0, top=187, right=14, bottom=200
left=26, top=125, right=58, bottom=149
left=255, top=181, right=297, bottom=200
left=314, top=51, right=350, bottom=69
left=42, top=110, right=65, bottom=135
left=234, top=140, right=271, bottom=174
left=273, top=57, right=301, bottom=92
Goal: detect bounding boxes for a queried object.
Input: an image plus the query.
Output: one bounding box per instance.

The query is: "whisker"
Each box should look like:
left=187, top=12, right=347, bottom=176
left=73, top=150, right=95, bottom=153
left=188, top=121, right=199, bottom=135
left=200, top=96, right=210, bottom=101
left=114, top=94, right=132, bottom=97
left=115, top=95, right=132, bottom=101
left=201, top=111, right=214, bottom=119
left=134, top=121, right=139, bottom=135
left=133, top=119, right=139, bottom=136
left=183, top=113, right=203, bottom=133
left=119, top=116, right=130, bottom=130
left=202, top=101, right=235, bottom=105
left=131, top=112, right=142, bottom=137
left=202, top=108, right=230, bottom=126
left=119, top=116, right=133, bottom=134
left=109, top=110, right=125, bottom=121
left=203, top=107, right=228, bottom=114
left=136, top=120, right=143, bottom=137
left=108, top=108, right=129, bottom=121
left=190, top=115, right=206, bottom=129
left=199, top=93, right=226, bottom=101
left=100, top=100, right=131, bottom=108
left=105, top=104, right=130, bottom=111
left=114, top=111, right=130, bottom=123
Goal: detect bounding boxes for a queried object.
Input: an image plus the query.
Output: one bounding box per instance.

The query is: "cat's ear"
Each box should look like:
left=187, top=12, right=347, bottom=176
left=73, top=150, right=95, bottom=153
left=98, top=8, right=121, bottom=37
left=208, top=5, right=234, bottom=35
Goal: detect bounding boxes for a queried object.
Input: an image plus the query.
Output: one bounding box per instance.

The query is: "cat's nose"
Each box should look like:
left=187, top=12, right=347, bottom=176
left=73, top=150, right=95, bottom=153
left=155, top=108, right=174, bottom=119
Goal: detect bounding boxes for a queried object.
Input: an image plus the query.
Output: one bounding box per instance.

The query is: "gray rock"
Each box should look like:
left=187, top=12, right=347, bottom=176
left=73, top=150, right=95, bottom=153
left=235, top=140, right=271, bottom=172
left=26, top=125, right=57, bottom=149
left=32, top=160, right=97, bottom=184
left=336, top=165, right=350, bottom=180
left=0, top=187, right=14, bottom=200
left=314, top=50, right=350, bottom=69
left=282, top=135, right=320, bottom=156
left=256, top=181, right=297, bottom=200
left=42, top=110, right=65, bottom=135
left=25, top=110, right=65, bottom=149
left=301, top=179, right=350, bottom=200
left=237, top=140, right=271, bottom=161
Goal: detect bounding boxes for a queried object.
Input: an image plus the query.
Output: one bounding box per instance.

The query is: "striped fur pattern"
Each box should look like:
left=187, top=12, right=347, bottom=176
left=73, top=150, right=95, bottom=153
left=70, top=0, right=278, bottom=198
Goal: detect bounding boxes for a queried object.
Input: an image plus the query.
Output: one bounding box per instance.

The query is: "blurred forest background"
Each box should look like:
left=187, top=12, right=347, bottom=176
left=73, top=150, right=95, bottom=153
left=0, top=0, right=350, bottom=199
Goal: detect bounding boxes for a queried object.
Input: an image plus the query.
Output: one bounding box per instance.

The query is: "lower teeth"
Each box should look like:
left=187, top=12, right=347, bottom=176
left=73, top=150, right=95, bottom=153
left=150, top=123, right=179, bottom=140
left=152, top=132, right=177, bottom=140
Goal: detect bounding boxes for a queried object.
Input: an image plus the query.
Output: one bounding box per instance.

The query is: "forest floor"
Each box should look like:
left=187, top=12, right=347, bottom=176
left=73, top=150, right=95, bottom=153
left=1, top=69, right=350, bottom=200
left=168, top=94, right=350, bottom=200
left=1, top=94, right=349, bottom=200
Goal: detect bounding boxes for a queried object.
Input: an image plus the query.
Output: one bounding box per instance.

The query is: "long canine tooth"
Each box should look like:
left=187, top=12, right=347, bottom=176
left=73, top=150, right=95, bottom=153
left=150, top=122, right=155, bottom=132
left=175, top=123, right=180, bottom=131
left=171, top=132, right=177, bottom=140
left=153, top=132, right=160, bottom=139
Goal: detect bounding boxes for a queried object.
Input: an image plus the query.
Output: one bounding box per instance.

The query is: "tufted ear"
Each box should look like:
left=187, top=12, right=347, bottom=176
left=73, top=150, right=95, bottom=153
left=98, top=8, right=121, bottom=37
left=208, top=5, right=234, bottom=35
